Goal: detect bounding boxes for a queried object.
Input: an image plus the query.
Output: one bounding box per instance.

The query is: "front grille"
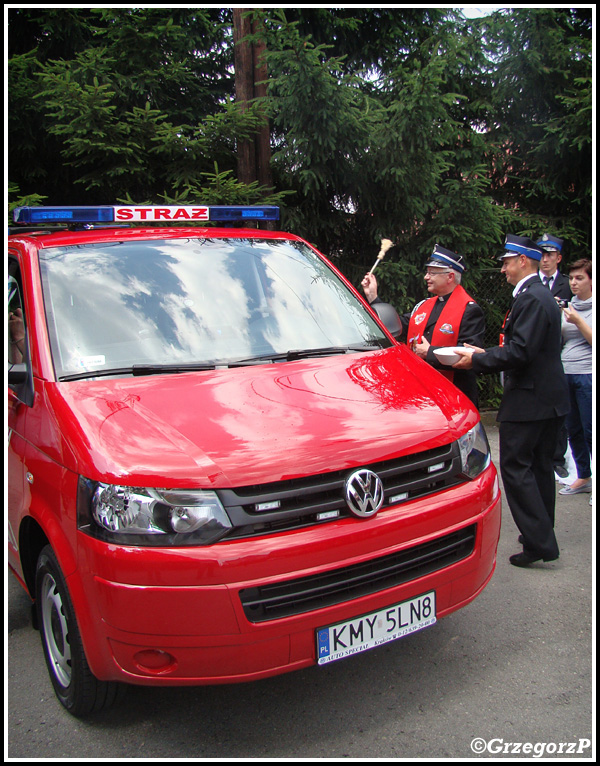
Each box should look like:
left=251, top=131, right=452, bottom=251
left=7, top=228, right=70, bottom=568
left=219, top=441, right=465, bottom=539
left=239, top=524, right=477, bottom=622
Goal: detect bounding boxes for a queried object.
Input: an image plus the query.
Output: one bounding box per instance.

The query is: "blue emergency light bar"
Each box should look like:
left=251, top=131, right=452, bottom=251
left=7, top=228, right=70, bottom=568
left=13, top=206, right=114, bottom=225
left=12, top=205, right=280, bottom=226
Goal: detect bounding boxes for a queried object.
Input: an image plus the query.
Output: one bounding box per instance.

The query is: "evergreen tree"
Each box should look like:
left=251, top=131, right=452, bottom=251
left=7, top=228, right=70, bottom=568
left=8, top=8, right=283, bottom=206
left=8, top=6, right=591, bottom=263
left=479, top=7, right=592, bottom=254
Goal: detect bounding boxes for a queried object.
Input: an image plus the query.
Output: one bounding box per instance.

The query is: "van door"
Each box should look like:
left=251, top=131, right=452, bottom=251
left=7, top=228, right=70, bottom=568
left=7, top=258, right=32, bottom=575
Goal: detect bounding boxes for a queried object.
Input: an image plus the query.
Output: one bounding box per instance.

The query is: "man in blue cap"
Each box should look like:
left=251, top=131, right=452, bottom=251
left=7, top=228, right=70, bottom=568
left=453, top=235, right=569, bottom=567
left=362, top=244, right=485, bottom=405
left=537, top=234, right=572, bottom=479
left=537, top=234, right=572, bottom=302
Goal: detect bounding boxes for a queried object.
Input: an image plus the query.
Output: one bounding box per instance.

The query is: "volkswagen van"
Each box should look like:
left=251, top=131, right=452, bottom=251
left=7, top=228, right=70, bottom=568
left=8, top=205, right=501, bottom=715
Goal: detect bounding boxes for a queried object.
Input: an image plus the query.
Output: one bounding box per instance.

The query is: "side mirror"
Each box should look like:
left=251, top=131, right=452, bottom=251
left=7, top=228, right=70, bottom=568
left=372, top=302, right=402, bottom=339
left=8, top=363, right=35, bottom=407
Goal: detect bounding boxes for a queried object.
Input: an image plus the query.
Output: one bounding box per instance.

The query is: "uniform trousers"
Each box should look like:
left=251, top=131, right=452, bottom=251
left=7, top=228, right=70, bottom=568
left=499, top=417, right=561, bottom=561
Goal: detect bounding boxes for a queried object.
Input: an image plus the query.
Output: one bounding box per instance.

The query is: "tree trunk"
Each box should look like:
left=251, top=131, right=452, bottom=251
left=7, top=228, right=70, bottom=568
left=233, top=9, right=272, bottom=189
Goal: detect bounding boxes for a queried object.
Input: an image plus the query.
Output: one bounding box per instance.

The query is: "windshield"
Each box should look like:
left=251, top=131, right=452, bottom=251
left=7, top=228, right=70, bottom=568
left=39, top=237, right=390, bottom=379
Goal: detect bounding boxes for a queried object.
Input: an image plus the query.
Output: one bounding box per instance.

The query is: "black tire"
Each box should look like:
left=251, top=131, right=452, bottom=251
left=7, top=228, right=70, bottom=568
left=35, top=544, right=125, bottom=716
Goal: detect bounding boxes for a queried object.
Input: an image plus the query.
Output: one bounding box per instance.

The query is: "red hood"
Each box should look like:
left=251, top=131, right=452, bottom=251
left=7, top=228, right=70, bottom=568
left=50, top=347, right=478, bottom=488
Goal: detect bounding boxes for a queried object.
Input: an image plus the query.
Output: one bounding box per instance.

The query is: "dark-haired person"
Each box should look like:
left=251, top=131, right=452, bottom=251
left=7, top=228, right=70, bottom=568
left=537, top=233, right=572, bottom=478
left=537, top=233, right=572, bottom=301
left=558, top=259, right=593, bottom=500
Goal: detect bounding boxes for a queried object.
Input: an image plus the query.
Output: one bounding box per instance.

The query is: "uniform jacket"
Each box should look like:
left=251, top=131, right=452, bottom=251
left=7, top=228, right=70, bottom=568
left=541, top=271, right=572, bottom=301
left=371, top=290, right=485, bottom=405
left=471, top=275, right=569, bottom=422
left=401, top=292, right=485, bottom=406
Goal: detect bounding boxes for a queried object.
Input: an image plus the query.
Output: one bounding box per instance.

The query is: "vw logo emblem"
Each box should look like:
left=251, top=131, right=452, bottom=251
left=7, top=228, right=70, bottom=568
left=345, top=469, right=384, bottom=518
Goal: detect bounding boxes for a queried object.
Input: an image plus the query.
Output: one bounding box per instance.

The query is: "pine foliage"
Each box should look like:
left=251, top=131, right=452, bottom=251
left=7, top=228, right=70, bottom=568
left=9, top=7, right=592, bottom=275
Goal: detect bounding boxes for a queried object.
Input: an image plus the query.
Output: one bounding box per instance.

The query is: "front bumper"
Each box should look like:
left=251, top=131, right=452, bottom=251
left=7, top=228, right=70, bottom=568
left=73, top=467, right=501, bottom=685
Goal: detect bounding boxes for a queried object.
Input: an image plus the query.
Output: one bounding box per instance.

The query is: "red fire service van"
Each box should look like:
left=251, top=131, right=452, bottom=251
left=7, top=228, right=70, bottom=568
left=8, top=205, right=501, bottom=716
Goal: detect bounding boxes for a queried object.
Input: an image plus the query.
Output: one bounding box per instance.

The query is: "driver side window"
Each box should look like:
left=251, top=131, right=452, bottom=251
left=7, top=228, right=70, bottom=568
left=8, top=270, right=27, bottom=367
left=8, top=259, right=34, bottom=406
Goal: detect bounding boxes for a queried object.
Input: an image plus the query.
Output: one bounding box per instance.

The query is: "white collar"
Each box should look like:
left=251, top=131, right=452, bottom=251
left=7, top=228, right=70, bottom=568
left=513, top=273, right=538, bottom=297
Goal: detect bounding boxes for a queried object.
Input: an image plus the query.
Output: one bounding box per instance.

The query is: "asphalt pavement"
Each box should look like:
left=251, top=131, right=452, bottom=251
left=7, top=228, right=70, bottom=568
left=6, top=415, right=594, bottom=760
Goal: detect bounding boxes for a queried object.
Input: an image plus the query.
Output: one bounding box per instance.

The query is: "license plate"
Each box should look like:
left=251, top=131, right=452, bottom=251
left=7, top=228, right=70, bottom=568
left=316, top=591, right=436, bottom=665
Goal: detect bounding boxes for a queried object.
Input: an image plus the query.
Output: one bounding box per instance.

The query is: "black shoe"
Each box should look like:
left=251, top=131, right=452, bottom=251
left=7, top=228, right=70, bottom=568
left=554, top=465, right=569, bottom=479
left=509, top=551, right=559, bottom=567
left=510, top=552, right=541, bottom=567
left=518, top=535, right=524, bottom=544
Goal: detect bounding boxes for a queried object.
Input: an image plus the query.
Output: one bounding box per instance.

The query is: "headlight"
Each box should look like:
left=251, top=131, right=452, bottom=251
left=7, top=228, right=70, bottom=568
left=78, top=479, right=232, bottom=546
left=458, top=422, right=491, bottom=479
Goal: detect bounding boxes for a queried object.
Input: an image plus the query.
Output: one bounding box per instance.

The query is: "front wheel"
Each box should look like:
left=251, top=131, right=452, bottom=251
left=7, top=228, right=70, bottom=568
left=35, top=545, right=124, bottom=716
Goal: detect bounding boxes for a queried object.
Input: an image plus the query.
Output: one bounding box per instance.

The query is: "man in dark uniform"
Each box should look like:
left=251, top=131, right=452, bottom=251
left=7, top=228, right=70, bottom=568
left=361, top=244, right=485, bottom=406
left=453, top=235, right=569, bottom=567
left=537, top=234, right=572, bottom=478
left=537, top=234, right=572, bottom=301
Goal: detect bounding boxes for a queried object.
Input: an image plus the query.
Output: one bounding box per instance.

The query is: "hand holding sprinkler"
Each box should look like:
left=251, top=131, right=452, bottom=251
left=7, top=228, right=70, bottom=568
left=368, top=238, right=394, bottom=274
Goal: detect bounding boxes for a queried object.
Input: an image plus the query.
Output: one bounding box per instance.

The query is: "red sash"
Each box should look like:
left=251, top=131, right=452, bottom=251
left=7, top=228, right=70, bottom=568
left=407, top=285, right=474, bottom=381
left=499, top=311, right=508, bottom=346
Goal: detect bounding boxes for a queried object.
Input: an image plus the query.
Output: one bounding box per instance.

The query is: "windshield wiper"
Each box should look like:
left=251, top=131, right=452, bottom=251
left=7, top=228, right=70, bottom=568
left=285, top=344, right=381, bottom=360
left=60, top=367, right=139, bottom=382
left=229, top=343, right=383, bottom=366
left=131, top=363, right=219, bottom=376
left=59, top=363, right=219, bottom=381
left=58, top=345, right=384, bottom=380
